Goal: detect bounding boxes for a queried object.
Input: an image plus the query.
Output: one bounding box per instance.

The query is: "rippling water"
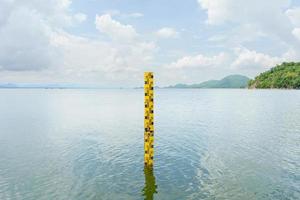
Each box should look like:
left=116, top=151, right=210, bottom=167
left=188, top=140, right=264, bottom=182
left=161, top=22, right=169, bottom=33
left=0, top=89, right=299, bottom=200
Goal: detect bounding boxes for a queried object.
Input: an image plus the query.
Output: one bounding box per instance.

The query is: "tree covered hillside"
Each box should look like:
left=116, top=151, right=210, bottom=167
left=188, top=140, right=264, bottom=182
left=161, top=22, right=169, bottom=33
left=248, top=62, right=300, bottom=89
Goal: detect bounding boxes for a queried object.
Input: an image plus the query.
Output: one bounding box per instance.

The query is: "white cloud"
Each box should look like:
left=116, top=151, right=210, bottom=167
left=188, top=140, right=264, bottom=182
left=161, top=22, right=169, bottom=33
left=282, top=48, right=300, bottom=61
left=198, top=0, right=231, bottom=25
left=128, top=12, right=144, bottom=18
left=0, top=0, right=88, bottom=72
left=0, top=3, right=63, bottom=71
left=95, top=14, right=138, bottom=41
left=165, top=46, right=297, bottom=77
left=102, top=10, right=144, bottom=18
left=16, top=0, right=74, bottom=27
left=155, top=27, right=179, bottom=39
left=1, top=0, right=299, bottom=85
left=50, top=31, right=157, bottom=84
left=74, top=13, right=87, bottom=23
left=286, top=7, right=300, bottom=27
left=198, top=0, right=298, bottom=46
left=292, top=28, right=300, bottom=41
left=231, top=48, right=283, bottom=70
left=198, top=0, right=290, bottom=25
left=0, top=1, right=155, bottom=85
left=166, top=52, right=228, bottom=69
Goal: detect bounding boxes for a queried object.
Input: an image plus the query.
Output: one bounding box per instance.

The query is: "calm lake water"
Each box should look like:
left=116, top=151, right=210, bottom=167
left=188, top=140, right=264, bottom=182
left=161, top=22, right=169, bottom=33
left=0, top=89, right=299, bottom=200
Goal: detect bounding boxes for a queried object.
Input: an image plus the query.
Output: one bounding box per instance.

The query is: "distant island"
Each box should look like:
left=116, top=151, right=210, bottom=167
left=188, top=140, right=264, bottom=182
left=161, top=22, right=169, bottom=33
left=167, top=75, right=250, bottom=89
left=248, top=62, right=300, bottom=89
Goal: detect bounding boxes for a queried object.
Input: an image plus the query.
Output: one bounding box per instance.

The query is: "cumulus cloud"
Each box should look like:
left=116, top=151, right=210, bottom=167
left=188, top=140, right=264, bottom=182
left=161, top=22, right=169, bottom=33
left=54, top=32, right=156, bottom=71
left=198, top=0, right=290, bottom=25
left=231, top=48, right=282, bottom=69
left=0, top=2, right=63, bottom=71
left=155, top=27, right=179, bottom=39
left=50, top=31, right=157, bottom=84
left=95, top=14, right=138, bottom=41
left=0, top=0, right=154, bottom=85
left=166, top=52, right=228, bottom=69
left=198, top=0, right=299, bottom=46
left=0, top=0, right=84, bottom=71
left=286, top=7, right=300, bottom=27
left=15, top=0, right=73, bottom=27
left=1, top=0, right=299, bottom=85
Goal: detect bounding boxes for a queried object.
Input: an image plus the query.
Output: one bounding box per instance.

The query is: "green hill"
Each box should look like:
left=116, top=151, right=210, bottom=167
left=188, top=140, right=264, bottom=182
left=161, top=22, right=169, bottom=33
left=168, top=75, right=250, bottom=88
left=248, top=62, right=300, bottom=89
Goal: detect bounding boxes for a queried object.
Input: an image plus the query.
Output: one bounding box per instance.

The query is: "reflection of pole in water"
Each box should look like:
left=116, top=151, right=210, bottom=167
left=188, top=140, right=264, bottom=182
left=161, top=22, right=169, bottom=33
left=142, top=167, right=157, bottom=200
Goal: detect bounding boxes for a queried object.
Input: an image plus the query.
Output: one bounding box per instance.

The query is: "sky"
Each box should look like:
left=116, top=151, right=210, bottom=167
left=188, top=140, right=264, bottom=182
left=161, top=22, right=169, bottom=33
left=0, top=0, right=300, bottom=87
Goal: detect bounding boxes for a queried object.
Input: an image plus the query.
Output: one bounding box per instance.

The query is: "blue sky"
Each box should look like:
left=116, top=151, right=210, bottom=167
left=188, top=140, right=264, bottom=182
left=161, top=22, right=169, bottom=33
left=0, top=0, right=300, bottom=87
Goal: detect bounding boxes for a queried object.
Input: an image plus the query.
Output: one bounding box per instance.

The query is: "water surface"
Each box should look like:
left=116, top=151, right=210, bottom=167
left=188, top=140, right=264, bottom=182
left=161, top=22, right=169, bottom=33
left=0, top=89, right=299, bottom=200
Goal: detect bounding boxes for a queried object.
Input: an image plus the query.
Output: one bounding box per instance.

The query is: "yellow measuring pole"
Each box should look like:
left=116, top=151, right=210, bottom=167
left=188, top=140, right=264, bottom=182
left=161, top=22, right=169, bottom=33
left=144, top=72, right=154, bottom=167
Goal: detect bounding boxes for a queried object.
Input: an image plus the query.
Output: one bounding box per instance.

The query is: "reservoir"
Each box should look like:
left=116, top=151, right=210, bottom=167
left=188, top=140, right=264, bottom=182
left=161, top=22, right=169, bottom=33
left=0, top=89, right=299, bottom=199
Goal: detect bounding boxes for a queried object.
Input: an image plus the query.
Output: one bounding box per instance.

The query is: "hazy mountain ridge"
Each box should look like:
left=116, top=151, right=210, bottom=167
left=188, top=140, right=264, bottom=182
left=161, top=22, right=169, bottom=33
left=167, top=75, right=250, bottom=89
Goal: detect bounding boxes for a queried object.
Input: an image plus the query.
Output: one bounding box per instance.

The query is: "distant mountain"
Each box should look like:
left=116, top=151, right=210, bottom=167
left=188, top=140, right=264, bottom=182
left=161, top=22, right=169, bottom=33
left=248, top=62, right=300, bottom=89
left=167, top=75, right=250, bottom=89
